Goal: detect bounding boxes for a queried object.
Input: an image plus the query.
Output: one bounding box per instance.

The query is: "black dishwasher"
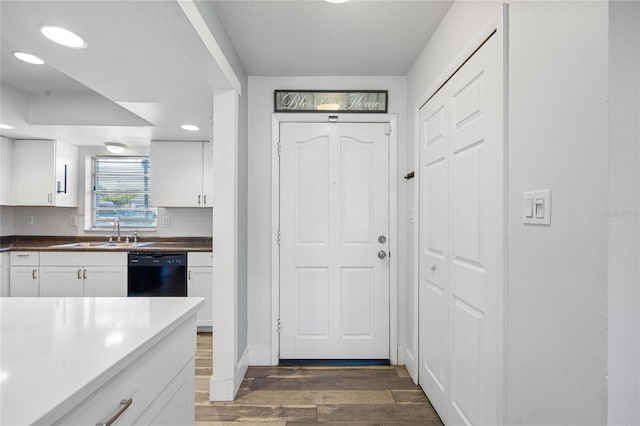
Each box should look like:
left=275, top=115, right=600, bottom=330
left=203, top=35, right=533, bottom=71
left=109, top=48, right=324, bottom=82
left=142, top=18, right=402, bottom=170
left=127, top=252, right=187, bottom=297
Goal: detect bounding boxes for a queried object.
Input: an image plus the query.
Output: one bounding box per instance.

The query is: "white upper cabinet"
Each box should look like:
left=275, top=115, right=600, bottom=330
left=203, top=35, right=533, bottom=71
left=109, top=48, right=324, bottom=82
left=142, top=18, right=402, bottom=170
left=150, top=140, right=212, bottom=208
left=201, top=141, right=213, bottom=206
left=11, top=139, right=78, bottom=207
left=54, top=141, right=79, bottom=207
left=0, top=137, right=13, bottom=205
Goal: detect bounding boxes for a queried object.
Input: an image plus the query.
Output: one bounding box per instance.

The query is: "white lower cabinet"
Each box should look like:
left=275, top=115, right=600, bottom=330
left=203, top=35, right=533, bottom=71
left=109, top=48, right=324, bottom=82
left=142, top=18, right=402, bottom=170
left=39, top=252, right=127, bottom=297
left=39, top=267, right=83, bottom=296
left=53, top=314, right=196, bottom=425
left=187, top=252, right=212, bottom=329
left=10, top=252, right=40, bottom=296
left=83, top=266, right=127, bottom=297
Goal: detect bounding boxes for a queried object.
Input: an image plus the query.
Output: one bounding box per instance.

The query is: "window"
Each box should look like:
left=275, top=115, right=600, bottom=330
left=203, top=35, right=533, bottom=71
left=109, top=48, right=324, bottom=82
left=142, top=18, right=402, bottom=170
left=91, top=156, right=157, bottom=228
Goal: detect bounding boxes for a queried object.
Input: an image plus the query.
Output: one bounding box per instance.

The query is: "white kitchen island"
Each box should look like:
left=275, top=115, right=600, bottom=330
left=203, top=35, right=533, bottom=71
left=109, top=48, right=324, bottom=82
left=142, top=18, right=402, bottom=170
left=0, top=297, right=204, bottom=425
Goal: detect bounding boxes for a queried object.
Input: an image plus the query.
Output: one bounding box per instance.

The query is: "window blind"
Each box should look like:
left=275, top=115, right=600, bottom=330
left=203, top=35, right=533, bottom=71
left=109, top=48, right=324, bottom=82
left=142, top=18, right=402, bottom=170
left=92, top=156, right=157, bottom=228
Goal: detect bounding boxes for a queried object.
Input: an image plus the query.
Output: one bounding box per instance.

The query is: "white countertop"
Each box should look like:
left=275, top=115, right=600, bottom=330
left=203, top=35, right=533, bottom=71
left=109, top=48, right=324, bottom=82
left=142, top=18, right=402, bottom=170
left=0, top=297, right=204, bottom=425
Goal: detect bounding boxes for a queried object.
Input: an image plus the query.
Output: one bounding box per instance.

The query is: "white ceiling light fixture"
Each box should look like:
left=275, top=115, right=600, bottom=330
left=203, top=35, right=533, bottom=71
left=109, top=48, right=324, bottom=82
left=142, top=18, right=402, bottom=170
left=40, top=25, right=87, bottom=49
left=104, top=142, right=126, bottom=154
left=325, top=0, right=350, bottom=3
left=12, top=51, right=44, bottom=65
left=181, top=124, right=200, bottom=131
left=0, top=124, right=14, bottom=130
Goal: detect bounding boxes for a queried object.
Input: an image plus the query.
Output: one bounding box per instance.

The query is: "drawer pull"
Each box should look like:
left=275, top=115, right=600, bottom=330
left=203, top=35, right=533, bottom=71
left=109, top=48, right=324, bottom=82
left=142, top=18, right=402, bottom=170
left=96, top=398, right=132, bottom=426
left=16, top=254, right=29, bottom=257
left=32, top=269, right=38, bottom=280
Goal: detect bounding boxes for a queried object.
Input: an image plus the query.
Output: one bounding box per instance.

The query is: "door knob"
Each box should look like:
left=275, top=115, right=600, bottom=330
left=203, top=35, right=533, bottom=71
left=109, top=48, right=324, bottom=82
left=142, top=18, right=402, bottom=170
left=378, top=250, right=387, bottom=259
left=430, top=265, right=437, bottom=271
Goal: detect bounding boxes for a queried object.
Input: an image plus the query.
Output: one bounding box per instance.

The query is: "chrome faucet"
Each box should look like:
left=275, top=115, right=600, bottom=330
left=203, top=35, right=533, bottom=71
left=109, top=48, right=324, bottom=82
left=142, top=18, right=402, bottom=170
left=114, top=217, right=121, bottom=242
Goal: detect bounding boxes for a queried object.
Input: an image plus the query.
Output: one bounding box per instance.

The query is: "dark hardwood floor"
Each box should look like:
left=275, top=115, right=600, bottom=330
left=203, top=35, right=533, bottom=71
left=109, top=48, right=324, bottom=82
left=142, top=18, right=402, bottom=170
left=195, top=333, right=443, bottom=425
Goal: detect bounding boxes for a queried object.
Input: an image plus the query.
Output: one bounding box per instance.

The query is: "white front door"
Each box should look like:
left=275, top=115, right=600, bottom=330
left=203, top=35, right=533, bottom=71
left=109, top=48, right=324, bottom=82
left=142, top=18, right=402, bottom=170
left=419, top=33, right=502, bottom=425
left=280, top=122, right=390, bottom=359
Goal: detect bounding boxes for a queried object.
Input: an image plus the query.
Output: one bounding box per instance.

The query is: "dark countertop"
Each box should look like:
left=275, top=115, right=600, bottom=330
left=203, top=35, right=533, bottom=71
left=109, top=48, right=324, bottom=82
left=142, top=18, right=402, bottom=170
left=0, top=236, right=212, bottom=253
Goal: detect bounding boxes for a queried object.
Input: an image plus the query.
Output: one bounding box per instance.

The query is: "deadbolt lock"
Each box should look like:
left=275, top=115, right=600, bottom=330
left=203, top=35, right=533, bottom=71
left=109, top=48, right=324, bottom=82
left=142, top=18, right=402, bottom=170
left=378, top=235, right=387, bottom=244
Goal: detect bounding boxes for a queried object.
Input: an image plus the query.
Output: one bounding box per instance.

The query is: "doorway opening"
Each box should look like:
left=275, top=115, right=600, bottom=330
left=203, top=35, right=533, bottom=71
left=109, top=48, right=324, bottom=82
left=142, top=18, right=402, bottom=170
left=270, top=114, right=398, bottom=365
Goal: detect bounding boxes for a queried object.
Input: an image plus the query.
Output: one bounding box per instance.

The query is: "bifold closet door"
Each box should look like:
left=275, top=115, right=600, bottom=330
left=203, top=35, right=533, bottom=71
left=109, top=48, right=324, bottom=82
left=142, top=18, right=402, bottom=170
left=419, top=33, right=502, bottom=425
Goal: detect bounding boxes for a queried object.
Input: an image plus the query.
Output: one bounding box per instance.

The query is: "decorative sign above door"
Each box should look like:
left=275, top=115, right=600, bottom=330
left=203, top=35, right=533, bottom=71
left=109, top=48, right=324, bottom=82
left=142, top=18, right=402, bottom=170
left=274, top=90, right=388, bottom=113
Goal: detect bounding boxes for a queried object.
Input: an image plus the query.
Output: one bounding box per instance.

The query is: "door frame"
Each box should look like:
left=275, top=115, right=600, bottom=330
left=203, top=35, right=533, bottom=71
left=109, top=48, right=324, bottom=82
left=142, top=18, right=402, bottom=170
left=270, top=113, right=398, bottom=365
left=412, top=6, right=508, bottom=423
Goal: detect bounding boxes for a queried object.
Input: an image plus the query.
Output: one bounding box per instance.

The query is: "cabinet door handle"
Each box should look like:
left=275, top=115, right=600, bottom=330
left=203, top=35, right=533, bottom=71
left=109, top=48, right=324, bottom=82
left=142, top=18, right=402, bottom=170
left=96, top=398, right=133, bottom=426
left=77, top=269, right=82, bottom=279
left=32, top=269, right=37, bottom=279
left=188, top=270, right=192, bottom=280
left=198, top=194, right=201, bottom=205
left=83, top=269, right=87, bottom=280
left=48, top=193, right=53, bottom=204
left=203, top=194, right=207, bottom=205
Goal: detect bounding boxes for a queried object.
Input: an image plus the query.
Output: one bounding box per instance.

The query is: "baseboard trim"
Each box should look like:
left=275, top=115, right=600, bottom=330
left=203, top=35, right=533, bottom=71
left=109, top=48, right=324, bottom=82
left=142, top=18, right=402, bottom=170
left=234, top=347, right=249, bottom=395
left=209, top=376, right=234, bottom=401
left=209, top=347, right=250, bottom=401
left=248, top=345, right=272, bottom=366
left=400, top=346, right=418, bottom=385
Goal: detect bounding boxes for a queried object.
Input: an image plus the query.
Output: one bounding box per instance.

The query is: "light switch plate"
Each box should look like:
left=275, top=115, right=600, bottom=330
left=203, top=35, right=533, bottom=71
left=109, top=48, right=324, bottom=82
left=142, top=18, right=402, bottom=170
left=525, top=198, right=534, bottom=218
left=523, top=190, right=551, bottom=225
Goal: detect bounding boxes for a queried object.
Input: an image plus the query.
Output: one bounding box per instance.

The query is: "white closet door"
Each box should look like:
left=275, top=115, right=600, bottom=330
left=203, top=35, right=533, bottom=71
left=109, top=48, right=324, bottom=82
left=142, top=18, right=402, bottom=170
left=419, top=33, right=502, bottom=425
left=280, top=122, right=390, bottom=359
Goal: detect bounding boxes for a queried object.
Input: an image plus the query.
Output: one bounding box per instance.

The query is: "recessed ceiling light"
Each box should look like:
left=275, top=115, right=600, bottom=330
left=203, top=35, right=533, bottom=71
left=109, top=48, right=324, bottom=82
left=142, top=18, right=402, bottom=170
left=325, top=0, right=350, bottom=3
left=104, top=142, right=126, bottom=154
left=12, top=51, right=44, bottom=65
left=181, top=124, right=200, bottom=131
left=40, top=26, right=87, bottom=49
left=0, top=124, right=14, bottom=130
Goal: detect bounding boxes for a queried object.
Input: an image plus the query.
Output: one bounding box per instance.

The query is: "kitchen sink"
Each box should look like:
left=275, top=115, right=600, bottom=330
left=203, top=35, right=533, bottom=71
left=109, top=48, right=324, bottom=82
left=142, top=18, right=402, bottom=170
left=135, top=242, right=184, bottom=247
left=50, top=242, right=110, bottom=248
left=49, top=242, right=153, bottom=249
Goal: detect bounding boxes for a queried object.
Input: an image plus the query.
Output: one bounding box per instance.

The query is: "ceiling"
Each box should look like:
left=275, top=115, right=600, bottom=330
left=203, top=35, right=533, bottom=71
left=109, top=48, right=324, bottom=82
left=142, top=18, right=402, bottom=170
left=211, top=0, right=452, bottom=76
left=0, top=0, right=452, bottom=147
left=0, top=0, right=229, bottom=146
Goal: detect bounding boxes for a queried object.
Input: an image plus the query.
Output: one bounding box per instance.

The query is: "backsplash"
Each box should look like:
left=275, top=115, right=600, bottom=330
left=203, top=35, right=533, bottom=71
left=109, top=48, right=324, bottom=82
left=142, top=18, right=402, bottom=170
left=0, top=205, right=212, bottom=237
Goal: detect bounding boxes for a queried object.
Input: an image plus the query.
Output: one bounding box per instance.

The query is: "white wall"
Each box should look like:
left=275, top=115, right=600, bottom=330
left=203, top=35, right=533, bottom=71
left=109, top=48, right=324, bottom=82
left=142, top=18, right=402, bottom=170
left=507, top=2, right=608, bottom=424
left=7, top=206, right=212, bottom=237
left=407, top=1, right=609, bottom=424
left=0, top=206, right=14, bottom=236
left=608, top=1, right=640, bottom=424
left=405, top=0, right=501, bottom=381
left=247, top=76, right=407, bottom=364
